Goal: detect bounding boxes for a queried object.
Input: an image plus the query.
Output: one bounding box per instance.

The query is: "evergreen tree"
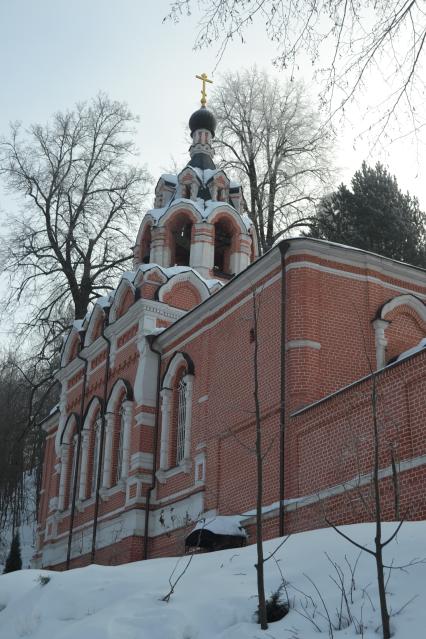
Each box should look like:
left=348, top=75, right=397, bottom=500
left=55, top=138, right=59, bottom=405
left=310, top=162, right=426, bottom=267
left=3, top=532, right=22, bottom=574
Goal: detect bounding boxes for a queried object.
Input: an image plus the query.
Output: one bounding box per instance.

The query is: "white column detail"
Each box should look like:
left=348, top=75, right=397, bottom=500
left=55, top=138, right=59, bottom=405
left=159, top=388, right=172, bottom=470
left=120, top=401, right=133, bottom=480
left=78, top=429, right=90, bottom=500
left=373, top=318, right=390, bottom=369
left=183, top=375, right=194, bottom=461
left=102, top=414, right=114, bottom=489
left=57, top=444, right=69, bottom=511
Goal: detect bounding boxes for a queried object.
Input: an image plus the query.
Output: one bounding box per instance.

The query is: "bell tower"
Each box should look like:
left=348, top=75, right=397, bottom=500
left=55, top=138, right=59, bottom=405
left=133, top=74, right=258, bottom=280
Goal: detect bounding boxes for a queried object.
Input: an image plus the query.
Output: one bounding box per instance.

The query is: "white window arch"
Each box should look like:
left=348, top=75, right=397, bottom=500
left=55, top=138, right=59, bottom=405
left=373, top=294, right=426, bottom=368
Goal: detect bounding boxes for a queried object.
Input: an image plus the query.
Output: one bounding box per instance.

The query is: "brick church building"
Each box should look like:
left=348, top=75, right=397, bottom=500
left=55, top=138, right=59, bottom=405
left=34, top=94, right=426, bottom=570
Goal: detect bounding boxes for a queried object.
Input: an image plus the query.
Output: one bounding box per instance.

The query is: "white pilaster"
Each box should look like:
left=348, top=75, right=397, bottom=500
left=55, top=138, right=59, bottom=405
left=57, top=444, right=68, bottom=511
left=102, top=414, right=114, bottom=489
left=159, top=388, right=172, bottom=470
left=183, top=375, right=194, bottom=461
left=120, top=401, right=133, bottom=480
left=78, top=429, right=90, bottom=500
left=373, top=318, right=390, bottom=369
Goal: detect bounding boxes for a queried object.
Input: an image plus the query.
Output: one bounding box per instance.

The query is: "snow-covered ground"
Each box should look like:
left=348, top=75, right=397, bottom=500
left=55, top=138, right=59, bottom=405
left=0, top=522, right=425, bottom=638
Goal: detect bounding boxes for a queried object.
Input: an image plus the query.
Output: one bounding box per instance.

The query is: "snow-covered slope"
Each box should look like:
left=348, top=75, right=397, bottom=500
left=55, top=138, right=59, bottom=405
left=0, top=522, right=425, bottom=638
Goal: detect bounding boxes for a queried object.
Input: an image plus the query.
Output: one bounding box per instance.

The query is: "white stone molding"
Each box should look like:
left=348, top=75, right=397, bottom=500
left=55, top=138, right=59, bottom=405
left=373, top=294, right=426, bottom=369
left=157, top=270, right=210, bottom=306
left=119, top=400, right=133, bottom=481
left=57, top=443, right=69, bottom=511
left=373, top=318, right=390, bottom=369
left=78, top=429, right=90, bottom=500
left=194, top=452, right=206, bottom=484
left=285, top=340, right=322, bottom=351
left=379, top=293, right=426, bottom=322
left=57, top=413, right=78, bottom=510
left=183, top=374, right=194, bottom=462
left=159, top=388, right=172, bottom=471
left=130, top=452, right=154, bottom=472
left=102, top=413, right=115, bottom=490
left=134, top=335, right=159, bottom=408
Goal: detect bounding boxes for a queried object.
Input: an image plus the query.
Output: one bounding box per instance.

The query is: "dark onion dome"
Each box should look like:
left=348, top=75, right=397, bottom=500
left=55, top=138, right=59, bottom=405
left=189, top=106, right=217, bottom=137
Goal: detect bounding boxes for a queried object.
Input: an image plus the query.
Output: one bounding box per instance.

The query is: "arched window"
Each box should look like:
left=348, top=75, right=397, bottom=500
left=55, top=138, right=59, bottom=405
left=158, top=353, right=194, bottom=479
left=214, top=220, right=233, bottom=274
left=172, top=219, right=192, bottom=266
left=182, top=183, right=191, bottom=199
left=141, top=226, right=152, bottom=264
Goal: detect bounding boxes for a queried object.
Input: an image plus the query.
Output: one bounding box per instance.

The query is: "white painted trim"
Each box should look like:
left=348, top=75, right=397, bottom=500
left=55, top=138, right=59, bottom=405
left=285, top=261, right=426, bottom=298
left=130, top=452, right=153, bottom=471
left=135, top=411, right=156, bottom=427
left=241, top=452, right=426, bottom=524
left=285, top=340, right=321, bottom=351
left=380, top=293, right=426, bottom=321
left=285, top=239, right=426, bottom=288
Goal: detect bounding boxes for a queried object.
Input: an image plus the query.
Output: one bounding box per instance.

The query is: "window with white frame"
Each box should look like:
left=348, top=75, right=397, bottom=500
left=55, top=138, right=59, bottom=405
left=158, top=353, right=194, bottom=478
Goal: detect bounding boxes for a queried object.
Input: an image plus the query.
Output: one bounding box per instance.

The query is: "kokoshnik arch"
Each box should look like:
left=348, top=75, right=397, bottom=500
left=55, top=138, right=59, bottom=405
left=35, top=77, right=426, bottom=569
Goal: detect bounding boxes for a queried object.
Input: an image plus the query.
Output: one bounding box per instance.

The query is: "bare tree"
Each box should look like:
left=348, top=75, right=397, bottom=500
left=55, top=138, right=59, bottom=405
left=0, top=93, right=151, bottom=357
left=0, top=350, right=53, bottom=534
left=251, top=288, right=268, bottom=629
left=167, top=1, right=426, bottom=141
left=210, top=69, right=333, bottom=252
left=324, top=365, right=406, bottom=639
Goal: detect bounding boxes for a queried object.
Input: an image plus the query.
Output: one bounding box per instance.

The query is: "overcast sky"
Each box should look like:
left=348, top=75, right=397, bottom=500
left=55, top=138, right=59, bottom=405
left=1, top=0, right=426, bottom=212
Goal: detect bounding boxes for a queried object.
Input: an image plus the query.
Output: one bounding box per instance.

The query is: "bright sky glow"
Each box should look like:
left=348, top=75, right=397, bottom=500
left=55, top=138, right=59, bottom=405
left=1, top=0, right=425, bottom=212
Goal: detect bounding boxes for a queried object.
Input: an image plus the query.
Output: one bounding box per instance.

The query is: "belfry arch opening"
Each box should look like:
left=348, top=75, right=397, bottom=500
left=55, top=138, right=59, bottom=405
left=141, top=225, right=152, bottom=264
left=214, top=220, right=234, bottom=275
left=170, top=215, right=193, bottom=266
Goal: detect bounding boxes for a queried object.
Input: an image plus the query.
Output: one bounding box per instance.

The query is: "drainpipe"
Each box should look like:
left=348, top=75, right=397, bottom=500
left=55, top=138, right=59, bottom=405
left=278, top=242, right=290, bottom=537
left=143, top=335, right=162, bottom=560
left=66, top=337, right=89, bottom=570
left=90, top=313, right=111, bottom=564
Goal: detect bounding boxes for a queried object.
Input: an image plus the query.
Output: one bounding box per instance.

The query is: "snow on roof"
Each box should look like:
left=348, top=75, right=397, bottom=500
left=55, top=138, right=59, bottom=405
left=96, top=295, right=112, bottom=309
left=72, top=319, right=84, bottom=332
left=49, top=403, right=59, bottom=415
left=136, top=263, right=223, bottom=291
left=120, top=270, right=137, bottom=283
left=192, top=515, right=247, bottom=538
left=160, top=173, right=177, bottom=184
left=396, top=337, right=426, bottom=362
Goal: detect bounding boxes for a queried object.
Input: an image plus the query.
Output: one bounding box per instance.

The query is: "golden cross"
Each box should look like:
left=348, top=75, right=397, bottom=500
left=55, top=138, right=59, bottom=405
left=196, top=72, right=213, bottom=107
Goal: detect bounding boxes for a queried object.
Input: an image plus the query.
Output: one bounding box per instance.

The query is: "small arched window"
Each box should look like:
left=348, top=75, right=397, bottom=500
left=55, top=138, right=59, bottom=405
left=214, top=220, right=233, bottom=274
left=141, top=226, right=152, bottom=264
left=172, top=219, right=192, bottom=266
left=182, top=184, right=191, bottom=199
